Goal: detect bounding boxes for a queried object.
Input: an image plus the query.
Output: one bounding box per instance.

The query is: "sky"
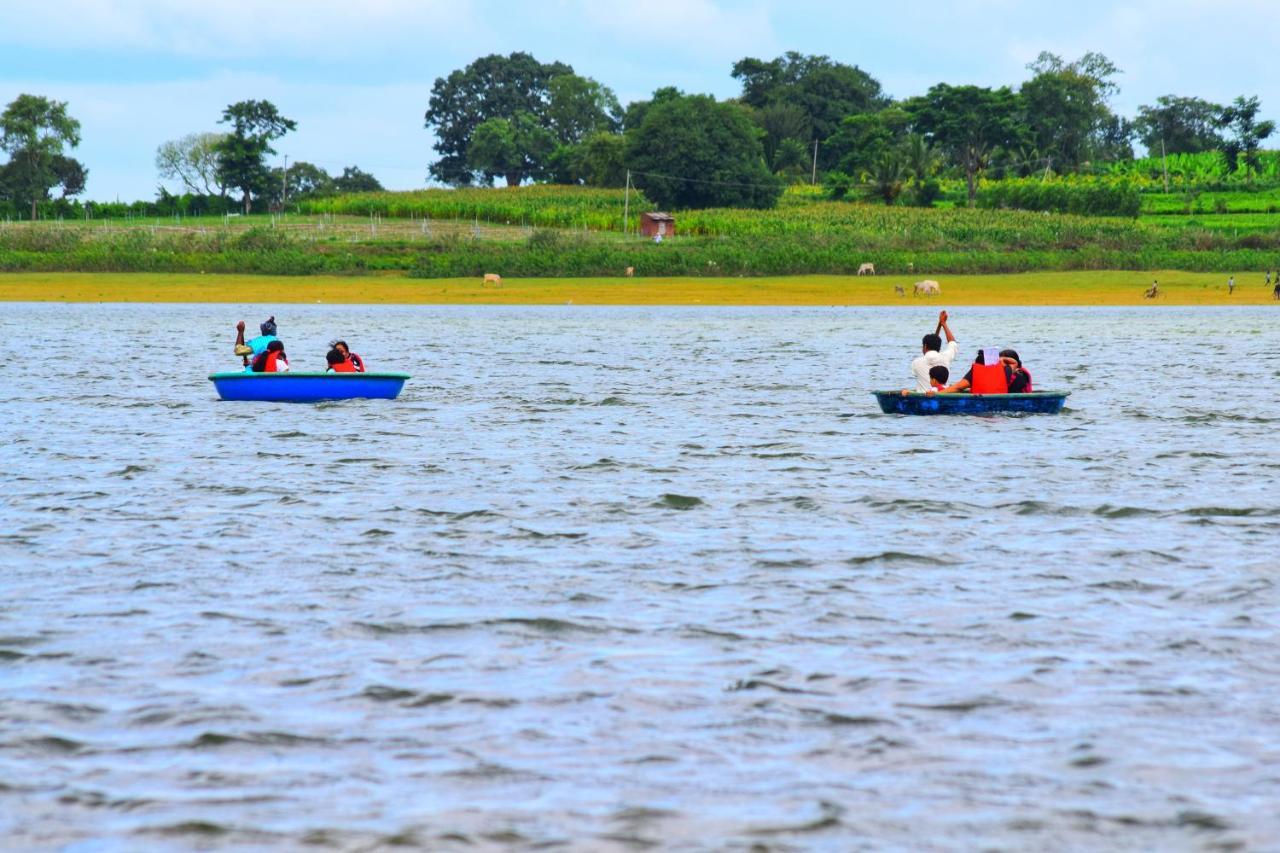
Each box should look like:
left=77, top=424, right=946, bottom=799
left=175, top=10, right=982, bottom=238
left=1, top=0, right=1277, bottom=201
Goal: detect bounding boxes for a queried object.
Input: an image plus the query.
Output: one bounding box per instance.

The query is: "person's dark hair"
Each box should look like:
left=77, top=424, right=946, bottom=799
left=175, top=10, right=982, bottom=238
left=922, top=333, right=942, bottom=352
left=326, top=348, right=344, bottom=366
left=260, top=316, right=278, bottom=337
left=252, top=340, right=285, bottom=372
left=929, top=365, right=949, bottom=385
left=999, top=349, right=1021, bottom=366
left=974, top=348, right=986, bottom=364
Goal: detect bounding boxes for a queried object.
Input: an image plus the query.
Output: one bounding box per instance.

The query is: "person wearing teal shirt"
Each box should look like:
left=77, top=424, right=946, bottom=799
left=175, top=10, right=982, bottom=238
left=235, top=316, right=279, bottom=369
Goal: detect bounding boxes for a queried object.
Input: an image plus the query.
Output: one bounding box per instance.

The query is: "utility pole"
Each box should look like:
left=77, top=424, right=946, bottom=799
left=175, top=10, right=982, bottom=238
left=811, top=140, right=819, bottom=185
left=1160, top=138, right=1170, bottom=193
left=623, top=170, right=631, bottom=236
left=282, top=155, right=289, bottom=206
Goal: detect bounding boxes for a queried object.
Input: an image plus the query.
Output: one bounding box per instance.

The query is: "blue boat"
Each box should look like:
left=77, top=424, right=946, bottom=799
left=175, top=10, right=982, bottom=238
left=873, top=390, right=1069, bottom=415
left=209, top=371, right=410, bottom=402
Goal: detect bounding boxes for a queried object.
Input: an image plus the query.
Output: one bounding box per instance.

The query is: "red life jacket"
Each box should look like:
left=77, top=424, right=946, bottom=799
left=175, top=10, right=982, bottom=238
left=348, top=353, right=365, bottom=372
left=970, top=362, right=1009, bottom=394
left=329, top=360, right=357, bottom=373
left=1015, top=367, right=1033, bottom=392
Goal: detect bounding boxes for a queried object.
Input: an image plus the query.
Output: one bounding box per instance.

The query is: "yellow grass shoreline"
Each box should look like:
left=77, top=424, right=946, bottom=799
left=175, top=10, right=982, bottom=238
left=1, top=271, right=1275, bottom=305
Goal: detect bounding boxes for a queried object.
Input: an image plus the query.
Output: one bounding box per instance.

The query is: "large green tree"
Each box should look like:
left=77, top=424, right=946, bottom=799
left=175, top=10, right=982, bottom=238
left=333, top=165, right=383, bottom=193
left=906, top=84, right=1023, bottom=206
left=1134, top=95, right=1224, bottom=156
left=1216, top=96, right=1275, bottom=181
left=215, top=100, right=296, bottom=214
left=467, top=112, right=556, bottom=186
left=626, top=93, right=781, bottom=210
left=1019, top=51, right=1128, bottom=169
left=0, top=94, right=84, bottom=220
left=732, top=52, right=887, bottom=171
left=156, top=132, right=229, bottom=196
left=424, top=52, right=572, bottom=185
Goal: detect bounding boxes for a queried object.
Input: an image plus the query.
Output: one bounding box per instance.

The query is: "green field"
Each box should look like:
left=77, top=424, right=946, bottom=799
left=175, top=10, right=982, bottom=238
left=4, top=184, right=1280, bottom=279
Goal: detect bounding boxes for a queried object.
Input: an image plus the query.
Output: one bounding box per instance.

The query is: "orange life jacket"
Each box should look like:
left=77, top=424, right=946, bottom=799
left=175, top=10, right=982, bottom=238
left=970, top=362, right=1009, bottom=394
left=329, top=360, right=357, bottom=373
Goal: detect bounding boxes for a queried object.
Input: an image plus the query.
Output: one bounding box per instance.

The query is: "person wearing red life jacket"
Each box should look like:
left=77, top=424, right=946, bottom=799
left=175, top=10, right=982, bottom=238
left=250, top=340, right=290, bottom=373
left=941, top=347, right=1013, bottom=393
left=330, top=340, right=365, bottom=372
left=1000, top=349, right=1032, bottom=392
left=325, top=348, right=357, bottom=373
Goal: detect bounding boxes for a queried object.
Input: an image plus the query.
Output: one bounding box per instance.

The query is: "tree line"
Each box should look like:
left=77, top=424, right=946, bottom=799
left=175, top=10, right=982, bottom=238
left=0, top=49, right=1273, bottom=219
left=422, top=50, right=1275, bottom=209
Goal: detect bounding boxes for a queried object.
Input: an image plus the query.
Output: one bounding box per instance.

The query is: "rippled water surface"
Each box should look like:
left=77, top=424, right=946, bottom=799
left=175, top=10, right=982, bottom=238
left=3, top=304, right=1279, bottom=851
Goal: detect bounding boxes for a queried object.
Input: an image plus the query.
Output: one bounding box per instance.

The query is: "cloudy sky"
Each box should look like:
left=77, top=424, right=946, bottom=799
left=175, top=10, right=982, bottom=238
left=1, top=0, right=1276, bottom=200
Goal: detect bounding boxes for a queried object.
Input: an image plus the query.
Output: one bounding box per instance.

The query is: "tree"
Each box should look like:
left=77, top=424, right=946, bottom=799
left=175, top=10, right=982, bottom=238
left=1134, top=95, right=1224, bottom=155
left=752, top=102, right=811, bottom=173
left=1019, top=51, right=1126, bottom=170
left=626, top=93, right=781, bottom=210
left=424, top=52, right=572, bottom=185
left=1216, top=96, right=1275, bottom=181
left=732, top=52, right=887, bottom=170
left=467, top=112, right=556, bottom=186
left=546, top=74, right=621, bottom=145
left=156, top=132, right=229, bottom=196
left=274, top=160, right=333, bottom=201
left=332, top=166, right=383, bottom=193
left=215, top=100, right=296, bottom=214
left=0, top=94, right=83, bottom=219
left=869, top=150, right=906, bottom=205
left=825, top=106, right=910, bottom=177
left=573, top=131, right=628, bottom=187
left=906, top=84, right=1023, bottom=206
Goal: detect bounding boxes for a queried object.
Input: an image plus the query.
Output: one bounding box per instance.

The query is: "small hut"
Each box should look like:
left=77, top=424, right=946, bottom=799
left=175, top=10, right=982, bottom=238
left=639, top=212, right=676, bottom=239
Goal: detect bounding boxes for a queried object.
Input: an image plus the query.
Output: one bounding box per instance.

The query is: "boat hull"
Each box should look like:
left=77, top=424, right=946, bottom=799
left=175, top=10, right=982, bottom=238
left=209, top=371, right=410, bottom=402
left=873, top=391, right=1069, bottom=415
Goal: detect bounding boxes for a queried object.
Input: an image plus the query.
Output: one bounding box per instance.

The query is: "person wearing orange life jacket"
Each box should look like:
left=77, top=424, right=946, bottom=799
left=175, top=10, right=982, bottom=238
left=325, top=348, right=357, bottom=373
left=329, top=340, right=365, bottom=372
left=941, top=347, right=1014, bottom=394
left=251, top=340, right=290, bottom=373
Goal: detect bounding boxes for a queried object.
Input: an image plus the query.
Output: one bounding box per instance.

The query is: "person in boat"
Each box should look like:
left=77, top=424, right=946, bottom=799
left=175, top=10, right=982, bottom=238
left=900, top=365, right=949, bottom=396
left=910, top=310, right=958, bottom=392
left=329, top=339, right=365, bottom=372
left=1000, top=349, right=1032, bottom=392
left=940, top=347, right=1015, bottom=394
left=235, top=316, right=279, bottom=369
left=325, top=348, right=357, bottom=373
left=250, top=340, right=290, bottom=372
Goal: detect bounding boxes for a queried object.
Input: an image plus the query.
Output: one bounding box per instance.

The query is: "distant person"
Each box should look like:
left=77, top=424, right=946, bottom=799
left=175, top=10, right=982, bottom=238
left=330, top=339, right=365, bottom=372
left=326, top=348, right=357, bottom=373
left=1274, top=280, right=1280, bottom=300
left=250, top=340, right=290, bottom=373
left=1001, top=349, right=1033, bottom=392
left=235, top=316, right=279, bottom=369
left=941, top=347, right=1013, bottom=394
left=1266, top=270, right=1272, bottom=286
left=1144, top=281, right=1159, bottom=299
left=901, top=365, right=949, bottom=396
left=910, top=310, right=958, bottom=392
left=1228, top=275, right=1235, bottom=295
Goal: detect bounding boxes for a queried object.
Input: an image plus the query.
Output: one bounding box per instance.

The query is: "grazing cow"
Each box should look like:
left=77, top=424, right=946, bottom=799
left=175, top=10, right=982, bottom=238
left=625, top=266, right=634, bottom=277
left=857, top=262, right=876, bottom=275
left=483, top=273, right=502, bottom=287
left=893, top=285, right=905, bottom=296
left=913, top=280, right=940, bottom=296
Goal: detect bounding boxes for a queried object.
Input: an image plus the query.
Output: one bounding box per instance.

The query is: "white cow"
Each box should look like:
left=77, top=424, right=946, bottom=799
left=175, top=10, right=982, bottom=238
left=857, top=262, right=876, bottom=275
left=482, top=273, right=502, bottom=287
left=625, top=266, right=635, bottom=277
left=913, top=280, right=940, bottom=296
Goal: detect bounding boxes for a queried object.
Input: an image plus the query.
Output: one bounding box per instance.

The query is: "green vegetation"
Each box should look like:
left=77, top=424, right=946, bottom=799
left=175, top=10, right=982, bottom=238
left=5, top=185, right=1280, bottom=278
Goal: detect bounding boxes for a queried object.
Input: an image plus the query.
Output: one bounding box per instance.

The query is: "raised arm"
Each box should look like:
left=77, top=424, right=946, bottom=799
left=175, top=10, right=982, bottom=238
left=938, top=310, right=955, bottom=344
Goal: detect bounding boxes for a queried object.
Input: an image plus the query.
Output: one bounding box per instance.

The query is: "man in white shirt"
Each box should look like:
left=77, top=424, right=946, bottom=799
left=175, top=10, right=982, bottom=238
left=910, top=310, right=958, bottom=392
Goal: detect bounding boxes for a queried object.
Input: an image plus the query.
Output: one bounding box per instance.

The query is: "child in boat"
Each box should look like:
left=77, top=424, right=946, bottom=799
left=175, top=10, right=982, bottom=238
left=901, top=365, right=949, bottom=395
left=1000, top=350, right=1032, bottom=392
left=326, top=348, right=357, bottom=373
left=329, top=340, right=365, bottom=372
left=250, top=340, right=290, bottom=372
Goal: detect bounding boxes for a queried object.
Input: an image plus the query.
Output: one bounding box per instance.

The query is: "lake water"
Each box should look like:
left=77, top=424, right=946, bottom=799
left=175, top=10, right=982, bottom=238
left=3, top=303, right=1279, bottom=851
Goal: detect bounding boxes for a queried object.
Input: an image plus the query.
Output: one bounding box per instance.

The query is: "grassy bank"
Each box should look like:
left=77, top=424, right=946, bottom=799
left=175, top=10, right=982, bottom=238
left=3, top=271, right=1276, bottom=305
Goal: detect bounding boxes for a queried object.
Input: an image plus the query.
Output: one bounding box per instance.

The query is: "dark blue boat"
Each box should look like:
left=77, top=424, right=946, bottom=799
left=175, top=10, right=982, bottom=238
left=209, top=371, right=410, bottom=402
left=873, top=390, right=1069, bottom=415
